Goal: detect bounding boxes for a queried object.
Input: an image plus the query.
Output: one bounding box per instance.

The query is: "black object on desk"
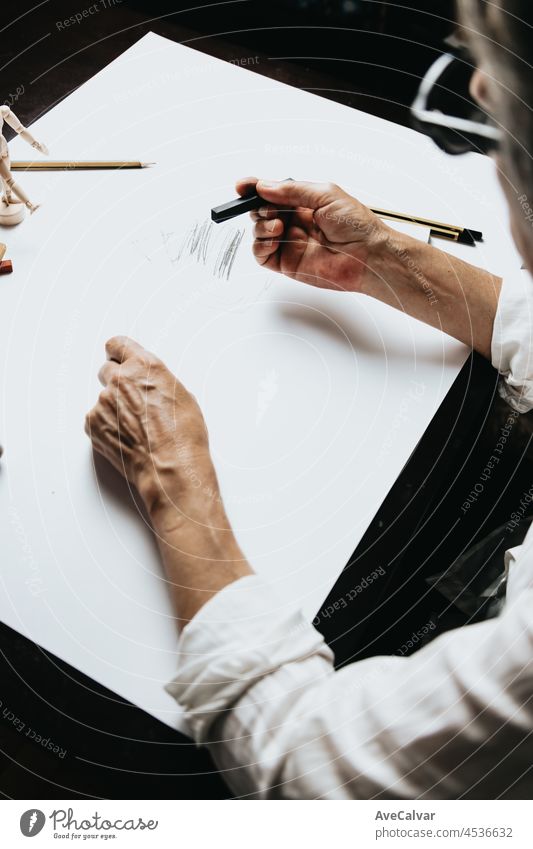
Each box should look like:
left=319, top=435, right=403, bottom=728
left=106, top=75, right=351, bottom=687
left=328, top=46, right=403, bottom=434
left=211, top=191, right=264, bottom=223
left=0, top=621, right=229, bottom=799
left=211, top=178, right=293, bottom=223
left=314, top=353, right=501, bottom=668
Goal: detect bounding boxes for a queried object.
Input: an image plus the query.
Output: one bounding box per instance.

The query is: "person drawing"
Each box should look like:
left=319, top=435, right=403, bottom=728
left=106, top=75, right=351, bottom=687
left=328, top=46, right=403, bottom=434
left=85, top=0, right=533, bottom=798
left=0, top=105, right=48, bottom=214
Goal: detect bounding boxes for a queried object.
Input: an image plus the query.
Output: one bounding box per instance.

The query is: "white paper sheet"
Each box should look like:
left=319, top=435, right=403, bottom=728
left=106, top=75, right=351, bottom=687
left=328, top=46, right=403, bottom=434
left=0, top=33, right=518, bottom=731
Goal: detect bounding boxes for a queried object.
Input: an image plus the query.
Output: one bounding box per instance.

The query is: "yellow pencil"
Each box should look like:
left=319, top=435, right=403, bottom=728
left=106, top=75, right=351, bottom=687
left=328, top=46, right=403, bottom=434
left=11, top=160, right=155, bottom=170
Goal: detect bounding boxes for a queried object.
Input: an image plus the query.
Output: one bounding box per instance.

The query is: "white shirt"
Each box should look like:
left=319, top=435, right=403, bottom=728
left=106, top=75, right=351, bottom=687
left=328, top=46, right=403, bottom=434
left=167, top=272, right=533, bottom=799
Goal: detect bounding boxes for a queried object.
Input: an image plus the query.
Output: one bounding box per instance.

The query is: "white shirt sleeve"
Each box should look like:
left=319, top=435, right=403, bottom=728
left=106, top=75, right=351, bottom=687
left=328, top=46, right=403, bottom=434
left=491, top=271, right=533, bottom=411
left=167, top=574, right=533, bottom=799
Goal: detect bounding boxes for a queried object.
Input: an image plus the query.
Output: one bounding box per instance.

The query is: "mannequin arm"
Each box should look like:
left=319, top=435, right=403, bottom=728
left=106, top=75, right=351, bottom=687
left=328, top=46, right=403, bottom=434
left=1, top=107, right=48, bottom=155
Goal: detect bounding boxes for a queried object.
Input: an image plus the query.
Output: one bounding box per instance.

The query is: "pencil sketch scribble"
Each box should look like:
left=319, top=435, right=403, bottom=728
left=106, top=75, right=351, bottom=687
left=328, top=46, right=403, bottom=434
left=177, top=219, right=213, bottom=265
left=158, top=218, right=245, bottom=280
left=214, top=228, right=245, bottom=280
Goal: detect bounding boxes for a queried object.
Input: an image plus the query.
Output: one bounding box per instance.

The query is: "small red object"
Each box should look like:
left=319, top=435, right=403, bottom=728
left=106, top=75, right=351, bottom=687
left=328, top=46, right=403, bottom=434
left=0, top=260, right=13, bottom=275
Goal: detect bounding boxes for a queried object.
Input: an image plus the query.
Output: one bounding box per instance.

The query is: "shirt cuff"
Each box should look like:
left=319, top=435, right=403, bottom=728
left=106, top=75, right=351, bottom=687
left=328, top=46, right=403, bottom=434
left=491, top=272, right=533, bottom=412
left=166, top=574, right=334, bottom=744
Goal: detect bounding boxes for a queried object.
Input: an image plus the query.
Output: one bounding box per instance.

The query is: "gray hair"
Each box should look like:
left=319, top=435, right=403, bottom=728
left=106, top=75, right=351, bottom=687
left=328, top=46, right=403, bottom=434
left=461, top=1, right=533, bottom=193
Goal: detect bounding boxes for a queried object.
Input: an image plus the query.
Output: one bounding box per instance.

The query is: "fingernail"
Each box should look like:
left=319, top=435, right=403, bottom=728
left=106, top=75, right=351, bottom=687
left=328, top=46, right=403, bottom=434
left=267, top=220, right=277, bottom=232
left=258, top=180, right=276, bottom=188
left=258, top=206, right=269, bottom=217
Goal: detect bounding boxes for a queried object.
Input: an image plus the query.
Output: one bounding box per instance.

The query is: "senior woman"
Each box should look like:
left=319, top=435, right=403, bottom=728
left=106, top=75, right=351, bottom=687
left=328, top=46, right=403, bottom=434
left=86, top=1, right=533, bottom=798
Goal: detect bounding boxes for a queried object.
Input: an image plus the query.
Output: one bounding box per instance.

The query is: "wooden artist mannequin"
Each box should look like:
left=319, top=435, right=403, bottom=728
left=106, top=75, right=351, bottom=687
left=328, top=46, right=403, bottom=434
left=0, top=105, right=48, bottom=225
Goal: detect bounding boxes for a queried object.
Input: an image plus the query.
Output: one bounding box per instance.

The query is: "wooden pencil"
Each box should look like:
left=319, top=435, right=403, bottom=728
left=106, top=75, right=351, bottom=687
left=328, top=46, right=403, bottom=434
left=11, top=160, right=155, bottom=170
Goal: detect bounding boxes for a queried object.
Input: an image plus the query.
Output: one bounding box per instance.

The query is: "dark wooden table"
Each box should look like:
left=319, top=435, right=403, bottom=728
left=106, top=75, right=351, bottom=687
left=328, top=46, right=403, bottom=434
left=1, top=0, right=532, bottom=800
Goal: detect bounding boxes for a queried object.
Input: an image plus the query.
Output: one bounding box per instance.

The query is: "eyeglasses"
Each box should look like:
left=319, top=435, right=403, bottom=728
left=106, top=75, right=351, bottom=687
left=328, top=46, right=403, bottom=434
left=411, top=47, right=502, bottom=155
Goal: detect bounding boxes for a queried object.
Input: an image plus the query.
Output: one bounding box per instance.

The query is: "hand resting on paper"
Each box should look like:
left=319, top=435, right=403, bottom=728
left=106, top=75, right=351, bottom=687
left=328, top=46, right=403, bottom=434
left=237, top=176, right=502, bottom=359
left=85, top=335, right=252, bottom=626
left=86, top=335, right=211, bottom=514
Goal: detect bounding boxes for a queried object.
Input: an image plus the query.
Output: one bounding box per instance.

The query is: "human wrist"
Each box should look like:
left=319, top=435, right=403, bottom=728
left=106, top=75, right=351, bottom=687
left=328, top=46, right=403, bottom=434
left=336, top=216, right=399, bottom=296
left=148, top=477, right=248, bottom=584
left=148, top=480, right=251, bottom=626
left=137, top=457, right=227, bottom=532
left=360, top=225, right=426, bottom=298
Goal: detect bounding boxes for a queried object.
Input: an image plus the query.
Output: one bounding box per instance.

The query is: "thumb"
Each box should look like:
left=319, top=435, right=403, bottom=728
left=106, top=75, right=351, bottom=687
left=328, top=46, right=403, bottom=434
left=105, top=335, right=149, bottom=364
left=255, top=178, right=341, bottom=211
